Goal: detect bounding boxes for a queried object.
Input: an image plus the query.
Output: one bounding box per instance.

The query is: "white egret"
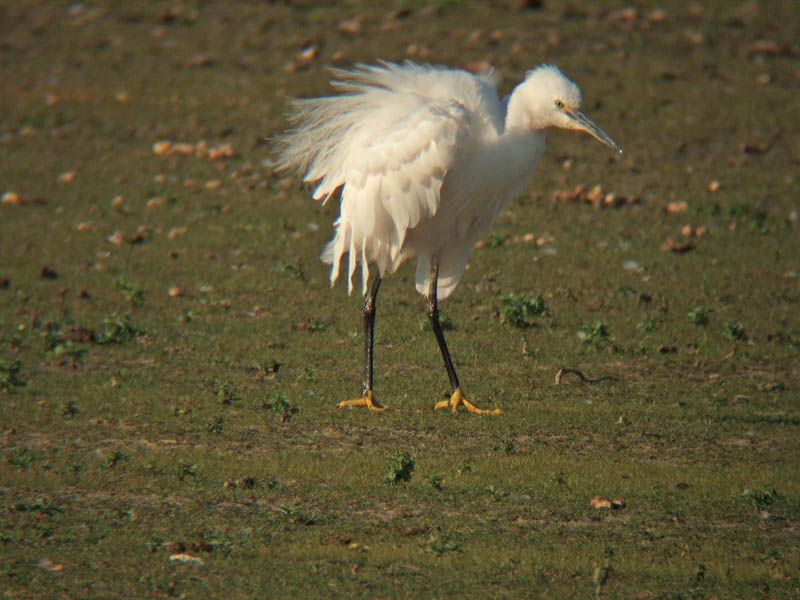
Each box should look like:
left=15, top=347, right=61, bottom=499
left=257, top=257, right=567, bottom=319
left=277, top=60, right=621, bottom=414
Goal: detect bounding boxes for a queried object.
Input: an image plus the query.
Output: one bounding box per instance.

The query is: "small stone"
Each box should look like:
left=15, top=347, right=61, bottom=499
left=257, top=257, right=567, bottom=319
left=37, top=558, right=64, bottom=572
left=622, top=260, right=640, bottom=271
left=153, top=140, right=172, bottom=155
left=607, top=7, right=637, bottom=22
left=2, top=191, right=21, bottom=205
left=131, top=225, right=151, bottom=244
left=338, top=15, right=365, bottom=34
left=488, top=29, right=504, bottom=44
left=747, top=40, right=779, bottom=57
left=169, top=553, right=204, bottom=566
left=662, top=237, right=695, bottom=253
left=666, top=200, right=688, bottom=213
left=297, top=44, right=318, bottom=63
left=684, top=29, right=704, bottom=45
left=208, top=143, right=235, bottom=160
left=585, top=184, right=603, bottom=206
left=537, top=233, right=555, bottom=247
left=591, top=495, right=626, bottom=509
left=172, top=142, right=195, bottom=156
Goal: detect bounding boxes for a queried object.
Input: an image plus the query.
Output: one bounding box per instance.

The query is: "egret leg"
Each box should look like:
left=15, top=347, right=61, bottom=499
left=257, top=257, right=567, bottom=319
left=339, top=274, right=385, bottom=411
left=427, top=256, right=503, bottom=415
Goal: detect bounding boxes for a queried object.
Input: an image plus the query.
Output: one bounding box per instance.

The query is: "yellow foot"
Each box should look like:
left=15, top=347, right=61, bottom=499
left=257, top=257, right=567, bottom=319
left=338, top=390, right=385, bottom=411
left=433, top=387, right=504, bottom=414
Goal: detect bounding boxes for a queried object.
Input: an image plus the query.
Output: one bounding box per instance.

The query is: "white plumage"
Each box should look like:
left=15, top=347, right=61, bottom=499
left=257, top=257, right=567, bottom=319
left=276, top=60, right=621, bottom=413
left=277, top=61, right=620, bottom=301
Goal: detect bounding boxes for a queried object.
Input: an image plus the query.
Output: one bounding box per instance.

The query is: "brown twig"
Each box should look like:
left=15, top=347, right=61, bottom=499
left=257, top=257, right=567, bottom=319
left=555, top=368, right=617, bottom=386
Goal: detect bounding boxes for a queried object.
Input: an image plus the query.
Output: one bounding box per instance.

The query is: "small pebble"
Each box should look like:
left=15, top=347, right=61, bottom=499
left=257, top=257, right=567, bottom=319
left=153, top=140, right=172, bottom=155
left=2, top=191, right=20, bottom=205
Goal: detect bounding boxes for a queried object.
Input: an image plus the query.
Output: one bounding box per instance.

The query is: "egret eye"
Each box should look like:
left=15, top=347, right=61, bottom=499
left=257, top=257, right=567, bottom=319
left=555, top=99, right=565, bottom=109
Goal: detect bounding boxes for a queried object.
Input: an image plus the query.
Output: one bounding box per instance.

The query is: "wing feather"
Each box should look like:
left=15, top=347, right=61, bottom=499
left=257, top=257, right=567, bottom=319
left=276, top=61, right=498, bottom=295
left=335, top=100, right=470, bottom=293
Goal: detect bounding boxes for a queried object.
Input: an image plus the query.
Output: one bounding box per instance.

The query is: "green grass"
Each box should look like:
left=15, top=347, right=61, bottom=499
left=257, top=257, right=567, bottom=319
left=2, top=1, right=799, bottom=598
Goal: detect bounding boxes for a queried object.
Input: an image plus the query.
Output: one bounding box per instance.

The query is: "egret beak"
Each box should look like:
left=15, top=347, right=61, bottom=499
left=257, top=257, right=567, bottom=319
left=566, top=109, right=623, bottom=154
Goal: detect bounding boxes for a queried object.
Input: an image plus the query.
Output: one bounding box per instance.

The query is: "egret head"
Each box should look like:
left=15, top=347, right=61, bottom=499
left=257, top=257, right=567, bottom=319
left=511, top=65, right=622, bottom=153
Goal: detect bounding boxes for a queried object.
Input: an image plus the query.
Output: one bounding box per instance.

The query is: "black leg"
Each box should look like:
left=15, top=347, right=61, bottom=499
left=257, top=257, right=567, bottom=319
left=339, top=273, right=384, bottom=410
left=426, top=256, right=460, bottom=394
left=361, top=274, right=382, bottom=396
left=428, top=256, right=502, bottom=414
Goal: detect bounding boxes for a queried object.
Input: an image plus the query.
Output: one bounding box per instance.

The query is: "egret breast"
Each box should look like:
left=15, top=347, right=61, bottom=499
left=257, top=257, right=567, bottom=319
left=404, top=129, right=546, bottom=298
